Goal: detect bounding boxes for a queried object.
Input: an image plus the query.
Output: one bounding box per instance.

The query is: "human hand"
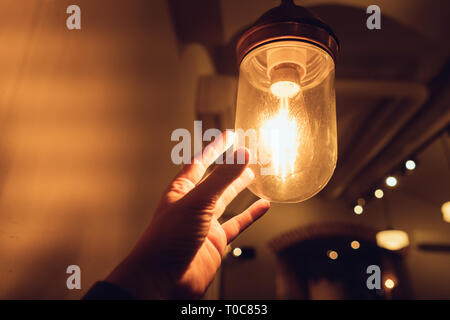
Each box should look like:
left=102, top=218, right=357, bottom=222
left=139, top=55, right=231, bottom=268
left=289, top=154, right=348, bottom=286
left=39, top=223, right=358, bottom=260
left=106, top=131, right=270, bottom=299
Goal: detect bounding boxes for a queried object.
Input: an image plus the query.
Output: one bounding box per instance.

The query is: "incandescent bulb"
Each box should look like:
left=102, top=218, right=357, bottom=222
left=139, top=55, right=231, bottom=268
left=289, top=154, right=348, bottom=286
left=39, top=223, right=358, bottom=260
left=260, top=77, right=304, bottom=181
left=270, top=81, right=300, bottom=98
left=385, top=176, right=397, bottom=187
left=384, top=278, right=395, bottom=289
left=405, top=160, right=416, bottom=170
left=260, top=97, right=298, bottom=180
left=351, top=240, right=360, bottom=249
left=374, top=189, right=384, bottom=199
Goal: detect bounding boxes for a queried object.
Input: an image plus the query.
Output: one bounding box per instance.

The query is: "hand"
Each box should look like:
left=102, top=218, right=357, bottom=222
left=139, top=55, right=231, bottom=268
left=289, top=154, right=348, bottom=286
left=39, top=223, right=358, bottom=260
left=106, top=131, right=270, bottom=299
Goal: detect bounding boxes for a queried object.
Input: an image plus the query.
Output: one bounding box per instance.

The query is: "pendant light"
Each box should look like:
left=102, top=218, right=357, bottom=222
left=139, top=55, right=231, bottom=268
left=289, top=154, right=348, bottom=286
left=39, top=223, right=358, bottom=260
left=234, top=0, right=339, bottom=203
left=376, top=196, right=409, bottom=251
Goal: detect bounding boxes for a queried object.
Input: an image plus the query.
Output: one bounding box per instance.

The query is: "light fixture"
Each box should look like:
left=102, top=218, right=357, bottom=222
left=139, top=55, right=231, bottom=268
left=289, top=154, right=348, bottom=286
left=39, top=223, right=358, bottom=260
left=354, top=205, right=363, bottom=215
left=351, top=240, right=360, bottom=250
left=384, top=278, right=396, bottom=289
left=327, top=250, right=338, bottom=260
left=405, top=159, right=416, bottom=171
left=376, top=229, right=409, bottom=251
left=385, top=176, right=397, bottom=187
left=374, top=189, right=384, bottom=199
left=232, top=247, right=242, bottom=257
left=376, top=196, right=409, bottom=251
left=234, top=0, right=339, bottom=203
left=442, top=201, right=450, bottom=223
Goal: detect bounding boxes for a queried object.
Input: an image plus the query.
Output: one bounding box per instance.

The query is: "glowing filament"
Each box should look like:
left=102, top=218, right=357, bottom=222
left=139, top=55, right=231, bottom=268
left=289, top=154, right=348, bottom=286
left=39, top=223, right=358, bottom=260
left=261, top=96, right=298, bottom=180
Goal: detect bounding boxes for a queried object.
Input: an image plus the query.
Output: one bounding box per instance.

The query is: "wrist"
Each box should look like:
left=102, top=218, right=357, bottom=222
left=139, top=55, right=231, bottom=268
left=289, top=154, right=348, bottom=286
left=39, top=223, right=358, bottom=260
left=106, top=253, right=171, bottom=299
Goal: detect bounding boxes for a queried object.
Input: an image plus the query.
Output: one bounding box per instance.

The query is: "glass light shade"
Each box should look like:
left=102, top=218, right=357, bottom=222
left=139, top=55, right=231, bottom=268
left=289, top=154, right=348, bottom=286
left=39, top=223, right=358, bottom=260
left=376, top=230, right=409, bottom=251
left=234, top=41, right=337, bottom=203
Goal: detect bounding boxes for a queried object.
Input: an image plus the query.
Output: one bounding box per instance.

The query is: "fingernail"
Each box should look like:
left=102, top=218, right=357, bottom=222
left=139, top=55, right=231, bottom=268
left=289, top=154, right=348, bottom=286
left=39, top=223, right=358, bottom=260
left=260, top=199, right=271, bottom=208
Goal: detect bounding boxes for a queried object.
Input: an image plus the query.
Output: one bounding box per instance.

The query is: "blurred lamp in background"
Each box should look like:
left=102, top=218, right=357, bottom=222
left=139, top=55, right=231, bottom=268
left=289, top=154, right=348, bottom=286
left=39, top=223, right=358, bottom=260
left=354, top=205, right=363, bottom=215
left=376, top=229, right=410, bottom=251
left=234, top=0, right=339, bottom=203
left=350, top=240, right=360, bottom=249
left=442, top=201, right=450, bottom=223
left=385, top=176, right=398, bottom=187
left=327, top=250, right=338, bottom=260
left=405, top=159, right=416, bottom=171
left=374, top=189, right=384, bottom=199
left=384, top=278, right=396, bottom=290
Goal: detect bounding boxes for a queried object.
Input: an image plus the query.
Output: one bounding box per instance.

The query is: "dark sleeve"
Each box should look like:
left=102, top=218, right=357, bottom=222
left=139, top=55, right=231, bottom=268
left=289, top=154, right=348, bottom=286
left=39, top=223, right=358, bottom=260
left=82, top=281, right=136, bottom=300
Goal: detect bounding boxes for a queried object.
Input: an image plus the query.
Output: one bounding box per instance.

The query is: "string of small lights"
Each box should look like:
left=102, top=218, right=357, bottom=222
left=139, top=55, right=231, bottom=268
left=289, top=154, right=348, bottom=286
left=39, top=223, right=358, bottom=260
left=350, top=128, right=450, bottom=252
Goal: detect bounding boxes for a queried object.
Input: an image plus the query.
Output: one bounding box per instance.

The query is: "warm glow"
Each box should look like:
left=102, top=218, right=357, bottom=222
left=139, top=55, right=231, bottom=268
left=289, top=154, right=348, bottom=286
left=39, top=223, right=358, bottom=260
left=376, top=230, right=409, bottom=251
left=442, top=201, right=450, bottom=223
left=232, top=247, right=242, bottom=257
left=405, top=160, right=416, bottom=170
left=270, top=80, right=300, bottom=98
left=384, top=278, right=395, bottom=289
left=261, top=96, right=298, bottom=180
left=354, top=205, right=363, bottom=215
left=351, top=240, right=360, bottom=249
left=374, top=189, right=384, bottom=199
left=385, top=176, right=397, bottom=187
left=235, top=41, right=337, bottom=203
left=327, top=250, right=338, bottom=260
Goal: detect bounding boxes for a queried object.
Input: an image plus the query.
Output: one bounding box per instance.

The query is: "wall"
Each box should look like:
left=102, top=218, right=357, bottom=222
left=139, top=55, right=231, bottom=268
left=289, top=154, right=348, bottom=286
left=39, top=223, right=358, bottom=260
left=0, top=0, right=212, bottom=299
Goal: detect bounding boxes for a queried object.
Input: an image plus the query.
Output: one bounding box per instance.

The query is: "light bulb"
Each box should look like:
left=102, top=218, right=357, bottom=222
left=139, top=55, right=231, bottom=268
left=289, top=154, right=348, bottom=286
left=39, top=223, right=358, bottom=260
left=354, top=205, right=363, bottom=215
left=234, top=41, right=337, bottom=203
left=374, top=189, right=384, bottom=199
left=442, top=201, right=450, bottom=223
left=327, top=250, right=338, bottom=260
left=385, top=176, right=397, bottom=187
left=260, top=95, right=300, bottom=180
left=384, top=278, right=395, bottom=289
left=351, top=240, right=360, bottom=249
left=376, top=230, right=409, bottom=251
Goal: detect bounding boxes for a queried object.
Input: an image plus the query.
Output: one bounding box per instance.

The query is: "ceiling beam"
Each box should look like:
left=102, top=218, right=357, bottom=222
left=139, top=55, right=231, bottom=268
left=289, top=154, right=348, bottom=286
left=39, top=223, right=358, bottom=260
left=324, top=80, right=428, bottom=199
left=342, top=60, right=450, bottom=202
